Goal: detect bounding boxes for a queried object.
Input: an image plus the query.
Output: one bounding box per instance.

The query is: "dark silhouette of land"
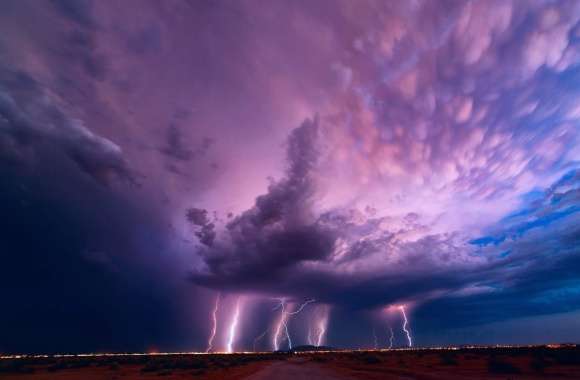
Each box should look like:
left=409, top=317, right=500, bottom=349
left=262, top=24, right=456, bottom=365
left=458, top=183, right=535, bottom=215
left=2, top=345, right=580, bottom=379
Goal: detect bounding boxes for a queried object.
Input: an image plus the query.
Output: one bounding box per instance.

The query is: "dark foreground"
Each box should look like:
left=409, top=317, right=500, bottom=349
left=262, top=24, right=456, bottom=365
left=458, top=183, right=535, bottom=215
left=2, top=346, right=580, bottom=379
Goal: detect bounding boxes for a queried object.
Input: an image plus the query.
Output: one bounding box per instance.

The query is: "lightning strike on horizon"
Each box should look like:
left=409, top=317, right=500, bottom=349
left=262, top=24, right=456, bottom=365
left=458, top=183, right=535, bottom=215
left=314, top=305, right=330, bottom=347
left=272, top=299, right=289, bottom=351
left=206, top=293, right=220, bottom=353
left=272, top=298, right=315, bottom=350
left=253, top=328, right=269, bottom=352
left=388, top=325, right=394, bottom=349
left=283, top=315, right=292, bottom=349
left=312, top=305, right=329, bottom=347
left=399, top=306, right=412, bottom=347
left=373, top=327, right=378, bottom=349
left=316, top=318, right=326, bottom=347
left=226, top=297, right=242, bottom=353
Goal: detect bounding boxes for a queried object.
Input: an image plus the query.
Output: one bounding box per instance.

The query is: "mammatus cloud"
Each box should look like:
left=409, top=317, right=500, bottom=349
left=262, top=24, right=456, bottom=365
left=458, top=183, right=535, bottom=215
left=190, top=0, right=580, bottom=329
left=192, top=116, right=580, bottom=327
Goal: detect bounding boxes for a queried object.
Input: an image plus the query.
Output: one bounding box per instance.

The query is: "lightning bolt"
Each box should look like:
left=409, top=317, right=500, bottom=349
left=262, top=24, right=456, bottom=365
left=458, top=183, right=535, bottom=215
left=388, top=325, right=394, bottom=349
left=316, top=316, right=327, bottom=346
left=283, top=314, right=292, bottom=349
left=272, top=298, right=289, bottom=351
left=272, top=298, right=315, bottom=350
left=253, top=328, right=269, bottom=352
left=307, top=326, right=314, bottom=346
left=206, top=293, right=220, bottom=353
left=284, top=299, right=316, bottom=349
left=314, top=305, right=329, bottom=347
left=226, top=297, right=242, bottom=353
left=399, top=305, right=412, bottom=347
left=372, top=327, right=378, bottom=349
left=288, top=299, right=316, bottom=315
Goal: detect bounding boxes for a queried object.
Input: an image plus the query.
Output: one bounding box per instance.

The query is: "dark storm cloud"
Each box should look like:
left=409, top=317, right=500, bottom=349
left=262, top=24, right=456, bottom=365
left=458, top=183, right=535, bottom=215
left=192, top=117, right=337, bottom=286
left=160, top=114, right=217, bottom=178
left=186, top=207, right=216, bottom=247
left=47, top=0, right=109, bottom=81
left=188, top=113, right=472, bottom=302
left=3, top=0, right=580, bottom=352
left=161, top=123, right=193, bottom=162
left=0, top=62, right=199, bottom=353
left=0, top=68, right=133, bottom=185
left=160, top=115, right=215, bottom=165
left=0, top=155, right=191, bottom=353
left=50, top=0, right=95, bottom=27
left=0, top=23, right=208, bottom=351
left=192, top=111, right=580, bottom=330
left=126, top=25, right=162, bottom=55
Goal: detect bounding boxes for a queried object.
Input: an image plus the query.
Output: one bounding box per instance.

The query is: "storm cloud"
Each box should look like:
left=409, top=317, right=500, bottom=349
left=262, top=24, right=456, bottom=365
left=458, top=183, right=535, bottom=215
left=2, top=0, right=580, bottom=352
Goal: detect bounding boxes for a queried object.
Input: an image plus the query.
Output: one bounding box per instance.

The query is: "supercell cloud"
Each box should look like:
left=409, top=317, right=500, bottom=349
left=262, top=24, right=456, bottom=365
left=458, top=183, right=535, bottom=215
left=1, top=0, right=580, bottom=353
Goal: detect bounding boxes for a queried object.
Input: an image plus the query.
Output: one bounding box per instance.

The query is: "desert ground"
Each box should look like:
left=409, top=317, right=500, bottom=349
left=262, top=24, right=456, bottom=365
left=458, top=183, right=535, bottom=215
left=1, top=346, right=580, bottom=379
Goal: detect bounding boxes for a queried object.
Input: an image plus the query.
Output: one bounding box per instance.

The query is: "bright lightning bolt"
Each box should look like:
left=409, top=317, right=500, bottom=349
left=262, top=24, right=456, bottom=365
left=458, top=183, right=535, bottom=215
left=206, top=293, right=220, bottom=353
left=272, top=298, right=315, bottom=351
left=226, top=297, right=242, bottom=353
left=283, top=314, right=292, bottom=349
left=316, top=317, right=326, bottom=346
left=272, top=298, right=288, bottom=351
left=308, top=305, right=329, bottom=347
left=284, top=299, right=315, bottom=350
left=313, top=305, right=330, bottom=347
left=288, top=299, right=315, bottom=315
left=388, top=325, right=394, bottom=349
left=399, top=306, right=412, bottom=347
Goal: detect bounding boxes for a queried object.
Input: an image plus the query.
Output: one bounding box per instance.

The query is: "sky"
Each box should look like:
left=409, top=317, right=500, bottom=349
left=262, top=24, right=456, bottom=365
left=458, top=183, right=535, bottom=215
left=1, top=0, right=580, bottom=354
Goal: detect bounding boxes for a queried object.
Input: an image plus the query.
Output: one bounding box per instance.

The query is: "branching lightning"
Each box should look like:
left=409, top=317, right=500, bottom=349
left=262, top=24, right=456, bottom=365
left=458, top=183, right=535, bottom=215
left=272, top=298, right=315, bottom=351
left=226, top=297, right=242, bottom=353
left=206, top=293, right=220, bottom=353
left=399, top=305, right=412, bottom=347
left=288, top=299, right=315, bottom=315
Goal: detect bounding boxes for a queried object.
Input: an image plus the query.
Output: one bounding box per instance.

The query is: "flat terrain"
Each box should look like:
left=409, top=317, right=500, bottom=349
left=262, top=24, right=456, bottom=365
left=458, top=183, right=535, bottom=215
left=2, top=346, right=580, bottom=379
left=244, top=358, right=351, bottom=380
